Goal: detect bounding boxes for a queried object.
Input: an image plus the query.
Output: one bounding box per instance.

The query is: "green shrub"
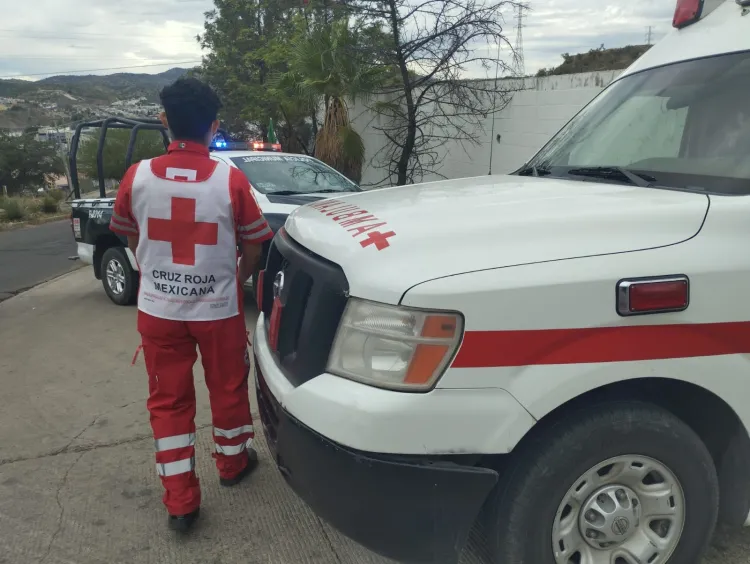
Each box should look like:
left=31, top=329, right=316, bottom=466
left=48, top=188, right=66, bottom=202
left=42, top=195, right=59, bottom=214
left=0, top=198, right=26, bottom=221
left=25, top=198, right=41, bottom=214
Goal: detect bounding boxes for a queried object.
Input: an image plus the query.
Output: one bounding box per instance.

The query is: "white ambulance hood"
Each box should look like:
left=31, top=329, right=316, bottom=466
left=284, top=175, right=709, bottom=304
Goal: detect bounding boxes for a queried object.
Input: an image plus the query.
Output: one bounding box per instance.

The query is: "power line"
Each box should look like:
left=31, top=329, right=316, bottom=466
left=0, top=29, right=197, bottom=40
left=0, top=60, right=201, bottom=80
left=1, top=56, right=194, bottom=61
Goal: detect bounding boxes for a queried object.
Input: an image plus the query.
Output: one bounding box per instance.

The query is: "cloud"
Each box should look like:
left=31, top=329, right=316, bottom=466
left=0, top=0, right=676, bottom=81
left=521, top=0, right=674, bottom=74
left=0, top=0, right=210, bottom=79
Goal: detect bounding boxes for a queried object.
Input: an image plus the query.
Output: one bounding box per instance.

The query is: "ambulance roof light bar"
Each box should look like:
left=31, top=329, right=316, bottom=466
left=673, top=0, right=704, bottom=28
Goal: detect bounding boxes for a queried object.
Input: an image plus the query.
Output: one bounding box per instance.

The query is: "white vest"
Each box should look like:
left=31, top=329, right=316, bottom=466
left=130, top=159, right=240, bottom=321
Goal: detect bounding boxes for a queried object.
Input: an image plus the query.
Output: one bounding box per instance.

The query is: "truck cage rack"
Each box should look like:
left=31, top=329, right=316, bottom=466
left=69, top=117, right=170, bottom=200
left=69, top=116, right=233, bottom=199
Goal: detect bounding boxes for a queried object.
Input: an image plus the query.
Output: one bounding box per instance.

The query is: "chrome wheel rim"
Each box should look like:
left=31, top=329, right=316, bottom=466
left=552, top=455, right=685, bottom=564
left=106, top=258, right=126, bottom=296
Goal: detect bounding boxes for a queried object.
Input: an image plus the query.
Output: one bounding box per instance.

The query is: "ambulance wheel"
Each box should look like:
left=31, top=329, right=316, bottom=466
left=101, top=247, right=138, bottom=306
left=486, top=401, right=718, bottom=564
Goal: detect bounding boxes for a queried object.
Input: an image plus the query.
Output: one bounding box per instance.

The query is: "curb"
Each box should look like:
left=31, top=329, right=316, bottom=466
left=0, top=264, right=85, bottom=304
left=0, top=214, right=69, bottom=232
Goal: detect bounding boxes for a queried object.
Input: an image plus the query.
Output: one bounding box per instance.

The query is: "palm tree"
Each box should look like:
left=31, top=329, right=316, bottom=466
left=278, top=17, right=386, bottom=183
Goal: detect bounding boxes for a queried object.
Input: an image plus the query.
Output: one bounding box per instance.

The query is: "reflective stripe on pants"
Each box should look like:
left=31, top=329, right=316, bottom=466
left=215, top=437, right=253, bottom=456
left=157, top=457, right=196, bottom=477
left=214, top=425, right=254, bottom=439
left=155, top=433, right=196, bottom=452
left=213, top=424, right=255, bottom=461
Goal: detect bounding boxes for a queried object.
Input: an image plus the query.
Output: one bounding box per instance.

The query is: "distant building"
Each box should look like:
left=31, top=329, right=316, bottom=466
left=35, top=127, right=73, bottom=145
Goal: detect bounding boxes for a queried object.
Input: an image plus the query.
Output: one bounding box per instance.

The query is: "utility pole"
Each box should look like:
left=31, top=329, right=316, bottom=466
left=53, top=119, right=73, bottom=196
left=489, top=39, right=502, bottom=176
left=646, top=26, right=654, bottom=46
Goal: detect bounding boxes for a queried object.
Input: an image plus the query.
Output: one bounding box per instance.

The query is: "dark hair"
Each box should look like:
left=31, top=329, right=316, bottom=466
left=159, top=77, right=222, bottom=142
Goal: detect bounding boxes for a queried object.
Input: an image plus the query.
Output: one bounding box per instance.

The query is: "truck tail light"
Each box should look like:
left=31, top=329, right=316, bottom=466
left=673, top=0, right=704, bottom=28
left=617, top=276, right=689, bottom=316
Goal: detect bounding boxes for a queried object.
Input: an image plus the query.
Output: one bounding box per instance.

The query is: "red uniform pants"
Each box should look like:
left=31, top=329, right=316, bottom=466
left=137, top=311, right=254, bottom=516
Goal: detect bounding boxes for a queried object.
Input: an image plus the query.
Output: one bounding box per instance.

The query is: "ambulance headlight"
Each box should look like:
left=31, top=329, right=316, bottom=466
left=327, top=298, right=464, bottom=392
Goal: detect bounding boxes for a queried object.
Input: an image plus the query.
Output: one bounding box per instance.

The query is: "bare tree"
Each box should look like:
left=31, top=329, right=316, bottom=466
left=348, top=0, right=526, bottom=186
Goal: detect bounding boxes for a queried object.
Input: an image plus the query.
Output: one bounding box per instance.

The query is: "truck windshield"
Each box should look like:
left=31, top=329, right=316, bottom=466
left=230, top=155, right=359, bottom=195
left=522, top=50, right=750, bottom=195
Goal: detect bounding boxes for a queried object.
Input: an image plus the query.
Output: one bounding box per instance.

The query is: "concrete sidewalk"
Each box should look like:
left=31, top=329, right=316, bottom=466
left=0, top=269, right=747, bottom=563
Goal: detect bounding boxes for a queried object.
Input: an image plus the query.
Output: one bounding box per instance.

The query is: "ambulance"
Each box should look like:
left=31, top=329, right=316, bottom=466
left=252, top=1, right=750, bottom=563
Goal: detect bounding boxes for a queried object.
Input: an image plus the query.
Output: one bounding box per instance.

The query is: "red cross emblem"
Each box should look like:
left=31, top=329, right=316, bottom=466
left=148, top=197, right=219, bottom=266
left=360, top=230, right=396, bottom=251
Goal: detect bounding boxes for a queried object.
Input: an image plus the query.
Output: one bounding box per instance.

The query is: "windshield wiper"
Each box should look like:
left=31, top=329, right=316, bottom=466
left=267, top=190, right=302, bottom=196
left=517, top=165, right=552, bottom=177
left=566, top=166, right=656, bottom=188
left=304, top=189, right=354, bottom=194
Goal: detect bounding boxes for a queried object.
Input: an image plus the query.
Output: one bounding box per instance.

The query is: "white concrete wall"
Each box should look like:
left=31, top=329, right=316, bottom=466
left=352, top=70, right=622, bottom=187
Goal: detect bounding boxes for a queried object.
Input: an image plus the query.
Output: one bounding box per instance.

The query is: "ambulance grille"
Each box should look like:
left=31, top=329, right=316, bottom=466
left=261, top=230, right=349, bottom=387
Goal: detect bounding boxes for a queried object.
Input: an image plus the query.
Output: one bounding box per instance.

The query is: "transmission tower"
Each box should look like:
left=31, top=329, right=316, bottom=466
left=514, top=4, right=527, bottom=77
left=646, top=25, right=654, bottom=45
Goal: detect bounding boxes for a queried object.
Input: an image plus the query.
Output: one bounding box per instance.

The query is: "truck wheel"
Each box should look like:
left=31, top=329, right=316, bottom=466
left=101, top=247, right=138, bottom=306
left=487, top=401, right=718, bottom=564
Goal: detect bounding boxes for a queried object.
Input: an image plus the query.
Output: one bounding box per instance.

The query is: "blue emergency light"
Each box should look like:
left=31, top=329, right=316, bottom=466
left=209, top=139, right=251, bottom=151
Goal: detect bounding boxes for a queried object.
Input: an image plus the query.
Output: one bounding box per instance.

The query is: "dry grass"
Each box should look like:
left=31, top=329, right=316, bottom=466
left=0, top=193, right=65, bottom=224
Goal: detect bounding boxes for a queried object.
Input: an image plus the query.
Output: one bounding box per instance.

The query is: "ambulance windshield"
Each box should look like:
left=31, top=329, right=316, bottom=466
left=524, top=49, right=750, bottom=195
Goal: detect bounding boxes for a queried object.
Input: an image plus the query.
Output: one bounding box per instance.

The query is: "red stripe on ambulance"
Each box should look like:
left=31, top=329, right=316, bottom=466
left=308, top=199, right=396, bottom=250
left=453, top=321, right=750, bottom=368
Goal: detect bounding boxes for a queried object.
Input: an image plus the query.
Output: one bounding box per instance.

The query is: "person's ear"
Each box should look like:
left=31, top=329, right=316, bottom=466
left=159, top=111, right=169, bottom=130
left=210, top=120, right=220, bottom=136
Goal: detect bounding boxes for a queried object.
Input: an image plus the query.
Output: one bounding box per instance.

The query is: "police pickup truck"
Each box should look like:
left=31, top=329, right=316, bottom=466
left=69, top=119, right=359, bottom=305
left=252, top=2, right=750, bottom=564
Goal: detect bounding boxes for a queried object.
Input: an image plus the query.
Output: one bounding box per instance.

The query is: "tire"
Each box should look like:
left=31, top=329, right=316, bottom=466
left=101, top=247, right=138, bottom=306
left=487, top=401, right=719, bottom=564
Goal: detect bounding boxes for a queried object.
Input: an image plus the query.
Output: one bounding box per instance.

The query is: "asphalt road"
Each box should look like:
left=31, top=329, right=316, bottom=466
left=0, top=220, right=80, bottom=301
left=0, top=270, right=749, bottom=564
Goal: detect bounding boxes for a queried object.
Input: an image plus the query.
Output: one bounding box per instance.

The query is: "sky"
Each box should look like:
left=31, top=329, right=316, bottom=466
left=0, top=0, right=677, bottom=82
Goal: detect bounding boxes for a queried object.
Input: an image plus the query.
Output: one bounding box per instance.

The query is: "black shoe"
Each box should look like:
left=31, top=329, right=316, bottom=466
left=168, top=507, right=200, bottom=532
left=220, top=448, right=259, bottom=487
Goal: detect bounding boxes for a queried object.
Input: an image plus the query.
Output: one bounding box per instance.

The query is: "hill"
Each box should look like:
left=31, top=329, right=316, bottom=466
left=0, top=68, right=190, bottom=129
left=0, top=67, right=187, bottom=104
left=536, top=45, right=652, bottom=77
